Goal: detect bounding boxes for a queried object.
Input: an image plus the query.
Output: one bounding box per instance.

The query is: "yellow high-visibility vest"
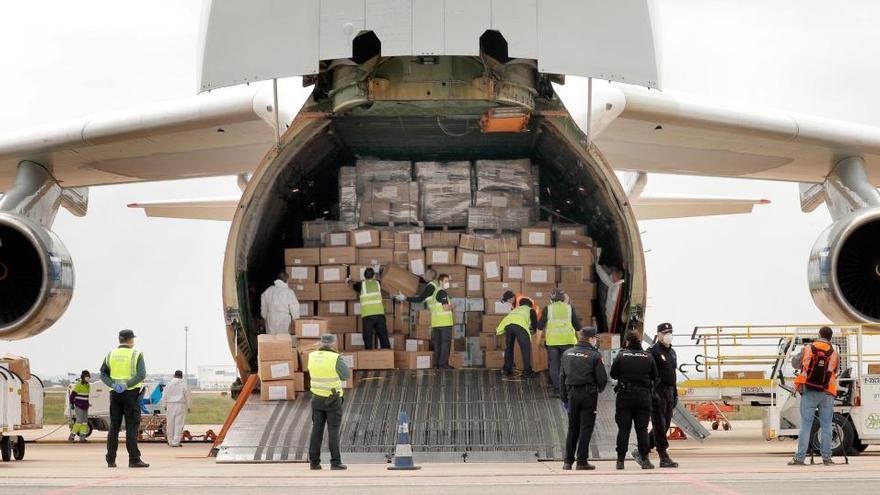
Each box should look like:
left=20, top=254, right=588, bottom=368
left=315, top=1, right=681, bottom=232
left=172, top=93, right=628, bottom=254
left=308, top=350, right=343, bottom=398
left=105, top=347, right=143, bottom=391
left=359, top=279, right=385, bottom=317
left=545, top=302, right=577, bottom=346
left=496, top=305, right=532, bottom=340
left=426, top=281, right=453, bottom=328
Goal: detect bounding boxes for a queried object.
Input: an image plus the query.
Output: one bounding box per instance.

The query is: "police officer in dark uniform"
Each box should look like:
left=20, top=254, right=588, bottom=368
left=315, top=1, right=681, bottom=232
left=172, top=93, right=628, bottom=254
left=559, top=327, right=608, bottom=470
left=610, top=329, right=657, bottom=470
left=646, top=322, right=680, bottom=468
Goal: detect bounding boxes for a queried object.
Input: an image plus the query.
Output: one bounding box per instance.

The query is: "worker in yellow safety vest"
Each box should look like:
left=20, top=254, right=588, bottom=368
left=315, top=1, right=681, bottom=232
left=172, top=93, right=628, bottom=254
left=99, top=329, right=149, bottom=468
left=68, top=370, right=91, bottom=442
left=308, top=334, right=352, bottom=470
left=351, top=267, right=390, bottom=349
left=496, top=297, right=539, bottom=378
left=398, top=271, right=454, bottom=369
left=539, top=288, right=582, bottom=397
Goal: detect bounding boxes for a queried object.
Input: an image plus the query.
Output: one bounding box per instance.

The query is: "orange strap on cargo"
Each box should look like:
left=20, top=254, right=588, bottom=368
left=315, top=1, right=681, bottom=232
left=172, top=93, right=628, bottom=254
left=209, top=373, right=259, bottom=457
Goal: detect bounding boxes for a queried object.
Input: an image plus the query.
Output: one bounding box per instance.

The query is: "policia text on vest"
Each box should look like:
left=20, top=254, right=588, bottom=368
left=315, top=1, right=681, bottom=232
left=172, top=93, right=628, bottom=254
left=351, top=269, right=390, bottom=349
left=99, top=329, right=149, bottom=468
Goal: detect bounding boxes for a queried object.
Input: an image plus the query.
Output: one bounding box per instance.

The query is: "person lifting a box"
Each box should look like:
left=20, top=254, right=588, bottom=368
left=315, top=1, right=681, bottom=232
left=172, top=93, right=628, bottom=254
left=350, top=267, right=391, bottom=350
left=496, top=292, right=539, bottom=379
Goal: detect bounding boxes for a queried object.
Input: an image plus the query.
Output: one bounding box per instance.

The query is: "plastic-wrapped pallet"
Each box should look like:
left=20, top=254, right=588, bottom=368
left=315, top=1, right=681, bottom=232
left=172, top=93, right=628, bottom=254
left=474, top=191, right=527, bottom=208
left=467, top=206, right=531, bottom=230
left=475, top=159, right=533, bottom=193
left=338, top=167, right=357, bottom=223
left=415, top=161, right=472, bottom=227
left=302, top=219, right=356, bottom=243
left=359, top=181, right=419, bottom=225
left=356, top=160, right=412, bottom=195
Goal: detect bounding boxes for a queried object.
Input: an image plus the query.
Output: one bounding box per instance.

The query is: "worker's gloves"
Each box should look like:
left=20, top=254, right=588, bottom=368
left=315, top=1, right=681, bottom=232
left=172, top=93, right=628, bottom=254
left=113, top=383, right=126, bottom=393
left=394, top=292, right=407, bottom=302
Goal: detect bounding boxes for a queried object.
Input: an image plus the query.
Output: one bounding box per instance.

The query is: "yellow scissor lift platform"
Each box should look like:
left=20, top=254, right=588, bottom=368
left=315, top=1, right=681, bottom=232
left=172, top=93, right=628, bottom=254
left=676, top=324, right=880, bottom=456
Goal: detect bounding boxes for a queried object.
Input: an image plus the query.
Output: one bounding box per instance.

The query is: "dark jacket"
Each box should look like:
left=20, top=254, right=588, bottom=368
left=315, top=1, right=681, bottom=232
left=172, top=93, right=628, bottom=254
left=610, top=343, right=658, bottom=390
left=407, top=283, right=438, bottom=303
left=649, top=342, right=678, bottom=388
left=559, top=343, right=608, bottom=401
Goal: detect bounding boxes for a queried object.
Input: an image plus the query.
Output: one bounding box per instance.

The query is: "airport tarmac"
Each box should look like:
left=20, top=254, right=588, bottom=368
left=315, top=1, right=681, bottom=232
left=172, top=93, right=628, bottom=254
left=2, top=421, right=877, bottom=494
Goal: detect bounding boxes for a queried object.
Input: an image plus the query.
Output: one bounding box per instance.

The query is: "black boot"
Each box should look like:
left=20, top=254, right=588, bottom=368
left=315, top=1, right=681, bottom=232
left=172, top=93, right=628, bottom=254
left=575, top=462, right=595, bottom=470
left=659, top=452, right=679, bottom=468
left=616, top=458, right=625, bottom=470
left=128, top=458, right=150, bottom=468
left=562, top=463, right=572, bottom=470
left=106, top=456, right=116, bottom=468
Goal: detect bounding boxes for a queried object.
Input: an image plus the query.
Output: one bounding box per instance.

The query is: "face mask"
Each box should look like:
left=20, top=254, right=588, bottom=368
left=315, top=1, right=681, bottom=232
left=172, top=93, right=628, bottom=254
left=661, top=333, right=673, bottom=345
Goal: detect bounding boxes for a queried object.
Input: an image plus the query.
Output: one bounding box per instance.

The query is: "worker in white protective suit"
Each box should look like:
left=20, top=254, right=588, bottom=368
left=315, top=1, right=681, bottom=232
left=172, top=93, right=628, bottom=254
left=260, top=271, right=301, bottom=335
left=164, top=370, right=191, bottom=447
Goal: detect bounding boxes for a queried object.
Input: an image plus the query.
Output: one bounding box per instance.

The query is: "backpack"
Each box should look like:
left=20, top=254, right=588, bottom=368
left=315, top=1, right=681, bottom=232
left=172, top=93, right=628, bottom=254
left=803, top=343, right=834, bottom=391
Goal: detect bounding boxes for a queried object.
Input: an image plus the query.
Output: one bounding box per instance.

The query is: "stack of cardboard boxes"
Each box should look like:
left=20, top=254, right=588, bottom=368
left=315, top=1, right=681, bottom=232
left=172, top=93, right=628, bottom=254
left=0, top=354, right=36, bottom=426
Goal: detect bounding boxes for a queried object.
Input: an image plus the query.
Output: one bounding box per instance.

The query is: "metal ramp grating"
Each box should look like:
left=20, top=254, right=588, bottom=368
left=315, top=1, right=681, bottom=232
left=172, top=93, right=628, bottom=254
left=216, top=368, right=627, bottom=463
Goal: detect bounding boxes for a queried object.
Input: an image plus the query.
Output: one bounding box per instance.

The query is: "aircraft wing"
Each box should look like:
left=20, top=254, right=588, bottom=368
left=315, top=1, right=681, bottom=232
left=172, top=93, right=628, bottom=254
left=0, top=85, right=301, bottom=192
left=593, top=84, right=880, bottom=186
left=631, top=194, right=770, bottom=220
left=127, top=197, right=238, bottom=221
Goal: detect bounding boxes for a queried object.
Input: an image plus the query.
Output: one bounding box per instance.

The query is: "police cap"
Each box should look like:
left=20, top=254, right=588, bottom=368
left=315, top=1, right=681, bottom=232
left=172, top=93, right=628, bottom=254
left=118, top=329, right=136, bottom=340
left=657, top=322, right=673, bottom=333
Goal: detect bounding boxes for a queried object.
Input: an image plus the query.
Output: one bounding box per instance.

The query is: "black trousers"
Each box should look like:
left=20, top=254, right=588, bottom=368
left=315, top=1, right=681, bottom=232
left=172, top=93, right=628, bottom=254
left=106, top=389, right=142, bottom=462
left=432, top=326, right=453, bottom=367
left=616, top=388, right=652, bottom=459
left=502, top=325, right=532, bottom=373
left=309, top=394, right=344, bottom=465
left=547, top=345, right=571, bottom=392
left=362, top=314, right=390, bottom=349
left=565, top=386, right=598, bottom=464
left=649, top=385, right=676, bottom=454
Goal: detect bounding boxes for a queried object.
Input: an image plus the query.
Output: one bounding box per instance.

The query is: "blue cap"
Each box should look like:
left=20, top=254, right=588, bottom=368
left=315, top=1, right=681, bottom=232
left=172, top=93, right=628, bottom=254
left=579, top=327, right=597, bottom=338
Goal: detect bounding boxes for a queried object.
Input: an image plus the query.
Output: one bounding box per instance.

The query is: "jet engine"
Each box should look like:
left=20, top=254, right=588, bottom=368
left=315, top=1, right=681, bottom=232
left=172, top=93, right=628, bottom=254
left=809, top=208, right=880, bottom=323
left=0, top=213, right=74, bottom=340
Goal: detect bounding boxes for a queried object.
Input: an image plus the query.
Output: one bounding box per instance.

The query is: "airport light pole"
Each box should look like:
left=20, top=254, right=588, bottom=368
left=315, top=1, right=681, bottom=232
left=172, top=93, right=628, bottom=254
left=184, top=325, right=189, bottom=379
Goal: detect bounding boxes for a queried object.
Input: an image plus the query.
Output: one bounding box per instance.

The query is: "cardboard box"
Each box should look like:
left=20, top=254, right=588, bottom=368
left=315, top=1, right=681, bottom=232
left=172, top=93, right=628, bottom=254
left=318, top=301, right=349, bottom=316
left=349, top=265, right=370, bottom=282
left=405, top=338, right=431, bottom=352
left=426, top=247, right=455, bottom=265
left=446, top=280, right=466, bottom=298
left=480, top=332, right=502, bottom=350
left=357, top=350, right=395, bottom=370
left=555, top=247, right=594, bottom=268
left=19, top=381, right=30, bottom=404
left=558, top=282, right=596, bottom=299
left=393, top=251, right=409, bottom=266
left=20, top=401, right=31, bottom=425
left=287, top=266, right=316, bottom=282
left=524, top=266, right=556, bottom=284
left=556, top=224, right=587, bottom=239
left=519, top=247, right=555, bottom=265
left=326, top=231, right=351, bottom=247
left=598, top=333, right=618, bottom=351
left=318, top=265, right=348, bottom=283
left=259, top=358, right=298, bottom=381
left=522, top=283, right=555, bottom=307
left=320, top=246, right=357, bottom=265
left=352, top=229, right=381, bottom=247
left=395, top=351, right=434, bottom=369
left=504, top=266, right=524, bottom=281
left=339, top=352, right=358, bottom=370
left=722, top=371, right=766, bottom=380
left=380, top=264, right=420, bottom=296
left=294, top=318, right=329, bottom=338
left=485, top=281, right=522, bottom=300
left=514, top=331, right=548, bottom=371
left=0, top=355, right=30, bottom=380
left=296, top=338, right=322, bottom=368
left=449, top=351, right=469, bottom=369
left=484, top=350, right=505, bottom=368
left=465, top=312, right=482, bottom=336
left=556, top=234, right=594, bottom=249
left=299, top=302, right=315, bottom=317
left=559, top=266, right=592, bottom=283
left=395, top=232, right=423, bottom=251
left=869, top=364, right=880, bottom=375
left=484, top=236, right=518, bottom=254
left=357, top=248, right=394, bottom=266
left=456, top=248, right=483, bottom=268
left=379, top=229, right=395, bottom=249
left=284, top=248, right=320, bottom=266
left=483, top=255, right=502, bottom=281
left=423, top=231, right=460, bottom=247
left=321, top=283, right=358, bottom=301
left=521, top=227, right=552, bottom=246
left=459, top=234, right=485, bottom=252
left=261, top=379, right=296, bottom=401
left=466, top=269, right=483, bottom=297
left=348, top=301, right=361, bottom=316
left=345, top=333, right=366, bottom=351
left=408, top=250, right=426, bottom=276
left=293, top=372, right=306, bottom=392
left=484, top=299, right=512, bottom=315
left=289, top=282, right=320, bottom=301
left=257, top=334, right=295, bottom=361
left=325, top=315, right=358, bottom=333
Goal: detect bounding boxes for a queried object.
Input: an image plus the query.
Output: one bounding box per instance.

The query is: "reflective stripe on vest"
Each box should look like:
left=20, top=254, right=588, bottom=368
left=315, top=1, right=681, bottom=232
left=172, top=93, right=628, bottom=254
left=308, top=350, right=343, bottom=398
left=105, top=347, right=142, bottom=391
left=545, top=302, right=577, bottom=346
left=426, top=281, right=453, bottom=328
left=359, top=279, right=385, bottom=317
left=72, top=381, right=90, bottom=396
left=496, top=305, right=532, bottom=339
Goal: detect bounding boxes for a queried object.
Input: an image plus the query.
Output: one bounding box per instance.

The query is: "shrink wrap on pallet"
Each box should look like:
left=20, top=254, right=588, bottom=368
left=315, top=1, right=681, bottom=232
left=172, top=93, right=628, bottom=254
left=475, top=159, right=533, bottom=193
left=356, top=160, right=412, bottom=195
left=467, top=206, right=531, bottom=231
left=415, top=161, right=472, bottom=227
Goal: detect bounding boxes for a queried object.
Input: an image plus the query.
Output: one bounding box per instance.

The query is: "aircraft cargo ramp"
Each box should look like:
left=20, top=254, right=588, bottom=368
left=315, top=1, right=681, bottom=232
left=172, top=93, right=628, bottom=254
left=215, top=369, right=645, bottom=463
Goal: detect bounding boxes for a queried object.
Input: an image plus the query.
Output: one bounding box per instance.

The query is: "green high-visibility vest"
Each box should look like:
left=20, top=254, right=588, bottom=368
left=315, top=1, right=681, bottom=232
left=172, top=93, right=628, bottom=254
left=426, top=281, right=454, bottom=328
left=105, top=347, right=143, bottom=391
left=308, top=350, right=343, bottom=398
left=72, top=381, right=90, bottom=396
left=359, top=279, right=385, bottom=317
left=545, top=302, right=577, bottom=346
left=496, top=305, right=532, bottom=340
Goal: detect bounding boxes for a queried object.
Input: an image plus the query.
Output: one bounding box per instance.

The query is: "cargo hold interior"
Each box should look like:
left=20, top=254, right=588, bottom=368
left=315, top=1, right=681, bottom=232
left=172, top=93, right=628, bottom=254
left=237, top=112, right=631, bottom=350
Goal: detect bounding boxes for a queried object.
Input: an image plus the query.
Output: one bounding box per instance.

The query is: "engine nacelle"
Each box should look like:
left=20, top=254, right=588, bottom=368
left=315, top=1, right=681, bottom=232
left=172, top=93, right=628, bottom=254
left=809, top=208, right=880, bottom=323
left=0, top=213, right=74, bottom=340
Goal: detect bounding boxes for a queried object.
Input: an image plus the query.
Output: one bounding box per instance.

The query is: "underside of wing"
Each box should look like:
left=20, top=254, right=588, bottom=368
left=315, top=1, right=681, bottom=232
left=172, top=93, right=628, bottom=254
left=593, top=84, right=880, bottom=186
left=127, top=197, right=238, bottom=221
left=632, top=193, right=770, bottom=220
